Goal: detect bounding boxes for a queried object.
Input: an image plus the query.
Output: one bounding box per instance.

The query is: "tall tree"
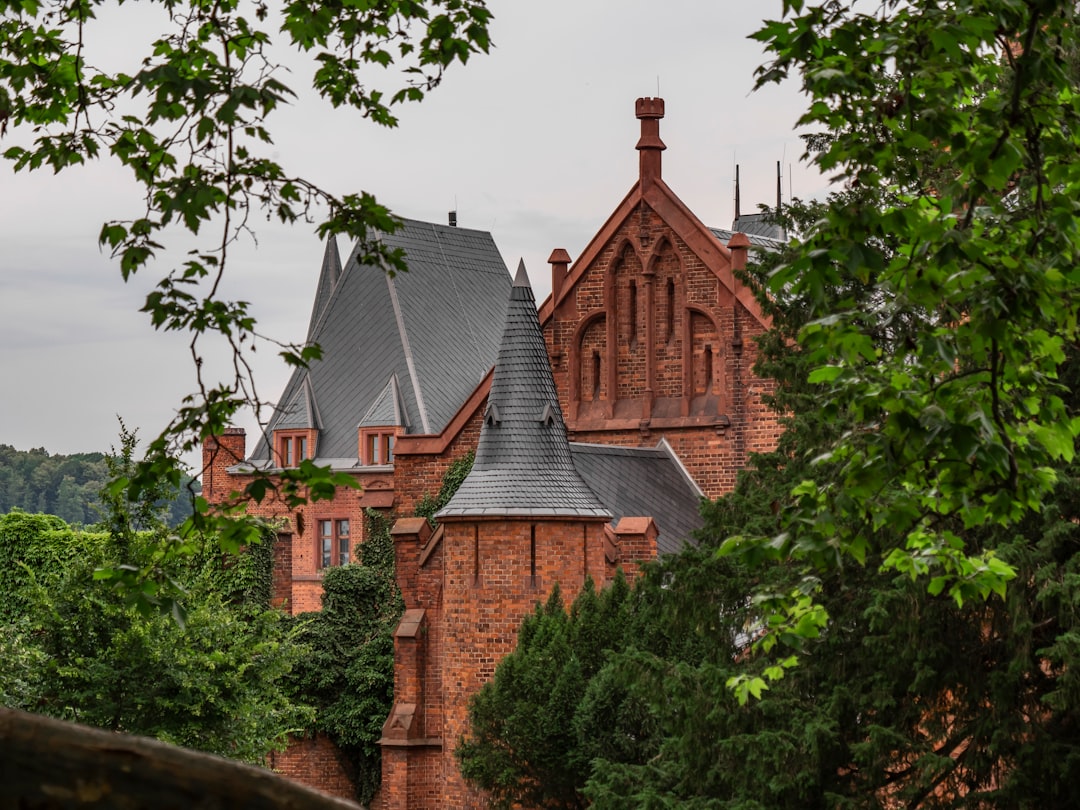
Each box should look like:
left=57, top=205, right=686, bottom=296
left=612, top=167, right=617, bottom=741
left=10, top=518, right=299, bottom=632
left=724, top=0, right=1080, bottom=690
left=578, top=189, right=1080, bottom=806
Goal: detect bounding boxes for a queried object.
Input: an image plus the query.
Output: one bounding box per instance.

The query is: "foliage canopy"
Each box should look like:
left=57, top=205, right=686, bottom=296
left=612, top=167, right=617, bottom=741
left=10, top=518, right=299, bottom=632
left=0, top=508, right=311, bottom=763
left=725, top=0, right=1080, bottom=689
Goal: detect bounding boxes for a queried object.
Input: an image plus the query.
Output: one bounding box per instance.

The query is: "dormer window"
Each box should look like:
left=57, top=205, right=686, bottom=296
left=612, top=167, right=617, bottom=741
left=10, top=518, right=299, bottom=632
left=361, top=428, right=396, bottom=466
left=276, top=431, right=310, bottom=468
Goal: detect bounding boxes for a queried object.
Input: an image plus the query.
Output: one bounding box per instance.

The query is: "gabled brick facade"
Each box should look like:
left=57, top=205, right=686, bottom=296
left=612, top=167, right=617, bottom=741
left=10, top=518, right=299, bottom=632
left=202, top=97, right=783, bottom=806
left=541, top=98, right=778, bottom=498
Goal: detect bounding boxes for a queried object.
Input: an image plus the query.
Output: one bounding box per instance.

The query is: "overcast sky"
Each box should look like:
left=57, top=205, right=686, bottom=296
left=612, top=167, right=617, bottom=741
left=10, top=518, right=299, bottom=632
left=0, top=1, right=828, bottom=468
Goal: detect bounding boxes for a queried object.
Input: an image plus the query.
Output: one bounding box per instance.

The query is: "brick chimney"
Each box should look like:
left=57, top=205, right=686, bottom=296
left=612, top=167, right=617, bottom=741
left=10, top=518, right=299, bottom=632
left=635, top=97, right=666, bottom=186
left=548, top=248, right=571, bottom=303
left=727, top=232, right=750, bottom=273
left=201, top=427, right=246, bottom=503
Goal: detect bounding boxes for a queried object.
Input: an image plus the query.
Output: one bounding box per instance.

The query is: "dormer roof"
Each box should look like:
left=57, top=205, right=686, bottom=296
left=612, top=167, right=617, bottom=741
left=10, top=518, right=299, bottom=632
left=275, top=376, right=321, bottom=430
left=360, top=375, right=410, bottom=429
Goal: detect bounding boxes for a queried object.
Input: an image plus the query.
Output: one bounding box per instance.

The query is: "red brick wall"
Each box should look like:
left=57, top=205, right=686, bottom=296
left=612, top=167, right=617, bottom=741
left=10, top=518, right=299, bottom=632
left=200, top=428, right=247, bottom=505
left=202, top=443, right=399, bottom=616
left=434, top=517, right=611, bottom=809
left=392, top=403, right=485, bottom=517
left=272, top=531, right=293, bottom=610
left=268, top=733, right=355, bottom=802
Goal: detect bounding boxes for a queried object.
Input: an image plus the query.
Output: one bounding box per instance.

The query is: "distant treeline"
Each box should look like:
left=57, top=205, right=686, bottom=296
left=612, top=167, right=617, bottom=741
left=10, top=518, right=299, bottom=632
left=0, top=444, right=197, bottom=526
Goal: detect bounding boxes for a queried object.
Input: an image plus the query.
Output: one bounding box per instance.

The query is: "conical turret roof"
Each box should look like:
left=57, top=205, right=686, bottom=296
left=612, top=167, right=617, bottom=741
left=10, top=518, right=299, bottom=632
left=438, top=261, right=611, bottom=519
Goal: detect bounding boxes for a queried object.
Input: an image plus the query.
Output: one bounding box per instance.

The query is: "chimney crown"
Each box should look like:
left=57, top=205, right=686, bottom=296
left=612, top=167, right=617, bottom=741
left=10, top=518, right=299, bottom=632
left=635, top=97, right=665, bottom=120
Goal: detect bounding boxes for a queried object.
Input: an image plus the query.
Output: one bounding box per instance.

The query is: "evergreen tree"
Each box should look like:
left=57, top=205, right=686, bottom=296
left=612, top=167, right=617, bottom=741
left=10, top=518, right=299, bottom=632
left=458, top=573, right=637, bottom=810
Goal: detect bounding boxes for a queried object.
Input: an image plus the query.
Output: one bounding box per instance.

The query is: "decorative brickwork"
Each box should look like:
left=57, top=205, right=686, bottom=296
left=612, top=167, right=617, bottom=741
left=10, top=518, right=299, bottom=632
left=543, top=196, right=780, bottom=500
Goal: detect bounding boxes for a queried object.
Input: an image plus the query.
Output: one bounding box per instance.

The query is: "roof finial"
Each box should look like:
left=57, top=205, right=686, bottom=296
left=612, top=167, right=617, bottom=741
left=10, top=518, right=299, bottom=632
left=635, top=97, right=666, bottom=185
left=734, top=163, right=741, bottom=221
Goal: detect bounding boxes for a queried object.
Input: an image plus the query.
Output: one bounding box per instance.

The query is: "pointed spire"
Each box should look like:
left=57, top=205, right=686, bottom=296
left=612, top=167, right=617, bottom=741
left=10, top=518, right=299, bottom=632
left=513, top=258, right=530, bottom=288
left=438, top=261, right=610, bottom=519
left=306, top=235, right=343, bottom=339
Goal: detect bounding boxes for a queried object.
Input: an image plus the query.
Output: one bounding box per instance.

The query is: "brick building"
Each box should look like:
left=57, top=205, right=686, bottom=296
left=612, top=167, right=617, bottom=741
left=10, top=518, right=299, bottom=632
left=203, top=97, right=782, bottom=806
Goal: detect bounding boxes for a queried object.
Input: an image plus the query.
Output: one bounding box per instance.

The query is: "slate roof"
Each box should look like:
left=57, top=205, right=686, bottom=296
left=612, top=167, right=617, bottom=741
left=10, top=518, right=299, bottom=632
left=732, top=212, right=786, bottom=240
left=711, top=225, right=786, bottom=253
left=252, top=218, right=511, bottom=463
left=438, top=262, right=612, bottom=519
left=359, top=375, right=409, bottom=429
left=712, top=212, right=787, bottom=253
left=274, top=377, right=321, bottom=430
left=568, top=441, right=705, bottom=555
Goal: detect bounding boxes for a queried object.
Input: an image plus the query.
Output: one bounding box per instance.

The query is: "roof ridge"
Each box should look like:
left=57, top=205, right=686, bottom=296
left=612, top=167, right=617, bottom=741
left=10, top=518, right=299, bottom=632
left=385, top=271, right=432, bottom=433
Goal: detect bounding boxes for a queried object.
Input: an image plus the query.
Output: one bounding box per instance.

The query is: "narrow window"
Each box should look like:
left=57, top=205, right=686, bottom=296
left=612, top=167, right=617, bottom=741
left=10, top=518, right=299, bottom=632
left=530, top=524, right=537, bottom=585
left=703, top=345, right=714, bottom=394
left=592, top=350, right=602, bottom=400
left=628, top=280, right=638, bottom=346
left=368, top=433, right=380, bottom=465
left=319, top=519, right=333, bottom=568
left=337, top=519, right=350, bottom=565
left=278, top=434, right=309, bottom=467
left=319, top=519, right=351, bottom=568
left=666, top=279, right=676, bottom=340
left=385, top=433, right=395, bottom=463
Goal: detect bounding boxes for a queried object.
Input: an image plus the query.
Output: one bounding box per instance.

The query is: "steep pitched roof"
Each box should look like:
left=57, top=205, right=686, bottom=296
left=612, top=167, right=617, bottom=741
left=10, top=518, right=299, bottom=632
left=568, top=440, right=704, bottom=555
left=438, top=262, right=611, bottom=519
left=253, top=218, right=511, bottom=462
